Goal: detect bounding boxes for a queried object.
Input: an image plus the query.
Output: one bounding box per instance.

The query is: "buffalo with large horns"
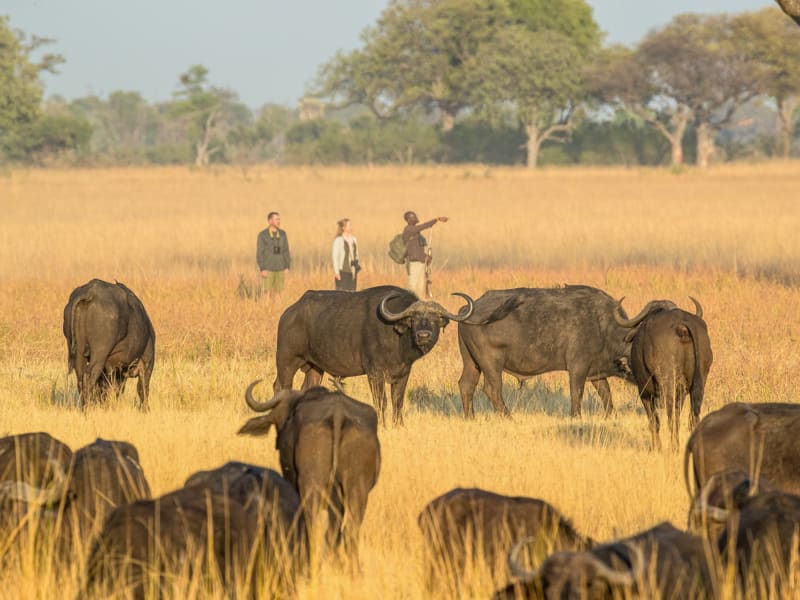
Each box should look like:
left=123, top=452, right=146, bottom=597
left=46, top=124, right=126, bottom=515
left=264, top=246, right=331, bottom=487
left=614, top=297, right=712, bottom=450
left=271, top=285, right=474, bottom=425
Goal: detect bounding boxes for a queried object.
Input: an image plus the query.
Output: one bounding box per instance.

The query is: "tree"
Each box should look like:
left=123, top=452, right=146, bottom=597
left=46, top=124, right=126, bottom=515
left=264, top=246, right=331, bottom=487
left=170, top=65, right=239, bottom=166
left=637, top=14, right=759, bottom=168
left=735, top=7, right=800, bottom=157
left=467, top=27, right=583, bottom=167
left=0, top=16, right=63, bottom=159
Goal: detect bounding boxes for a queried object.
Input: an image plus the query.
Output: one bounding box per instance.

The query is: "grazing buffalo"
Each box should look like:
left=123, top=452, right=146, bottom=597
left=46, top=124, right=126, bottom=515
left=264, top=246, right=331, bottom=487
left=716, top=490, right=800, bottom=595
left=60, top=439, right=151, bottom=551
left=615, top=297, right=712, bottom=450
left=687, top=469, right=775, bottom=543
left=496, top=522, right=715, bottom=600
left=685, top=403, right=800, bottom=499
left=272, top=285, right=474, bottom=425
left=0, top=432, right=72, bottom=541
left=776, top=0, right=800, bottom=24
left=63, top=279, right=155, bottom=409
left=82, top=487, right=258, bottom=600
left=238, top=384, right=380, bottom=565
left=418, top=488, right=592, bottom=591
left=184, top=461, right=305, bottom=577
left=457, top=286, right=665, bottom=418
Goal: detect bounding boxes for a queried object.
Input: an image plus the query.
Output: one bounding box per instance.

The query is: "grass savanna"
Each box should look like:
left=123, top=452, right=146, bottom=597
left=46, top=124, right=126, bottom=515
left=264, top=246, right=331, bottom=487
left=1, top=164, right=800, bottom=598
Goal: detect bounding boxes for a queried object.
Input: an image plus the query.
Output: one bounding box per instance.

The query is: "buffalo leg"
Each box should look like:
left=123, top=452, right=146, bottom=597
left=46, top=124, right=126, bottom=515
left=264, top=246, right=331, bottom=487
left=482, top=367, right=510, bottom=416
left=641, top=394, right=661, bottom=451
left=85, top=340, right=115, bottom=406
left=567, top=367, right=589, bottom=418
left=302, top=366, right=324, bottom=390
left=273, top=358, right=306, bottom=393
left=367, top=374, right=388, bottom=426
left=390, top=373, right=410, bottom=427
left=457, top=344, right=481, bottom=419
left=135, top=363, right=152, bottom=411
left=591, top=378, right=613, bottom=417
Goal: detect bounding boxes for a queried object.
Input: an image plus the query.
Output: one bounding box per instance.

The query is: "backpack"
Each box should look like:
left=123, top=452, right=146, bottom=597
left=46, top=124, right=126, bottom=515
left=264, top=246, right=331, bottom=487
left=388, top=233, right=407, bottom=264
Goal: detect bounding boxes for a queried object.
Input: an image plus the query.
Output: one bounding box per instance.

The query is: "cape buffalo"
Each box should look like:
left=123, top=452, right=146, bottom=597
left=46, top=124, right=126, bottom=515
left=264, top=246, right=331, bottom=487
left=238, top=384, right=380, bottom=566
left=63, top=279, right=155, bottom=409
left=684, top=403, right=800, bottom=499
left=272, top=285, right=474, bottom=425
left=418, top=488, right=592, bottom=592
left=615, top=297, right=713, bottom=450
left=0, top=432, right=72, bottom=545
left=716, top=490, right=800, bottom=595
left=60, top=439, right=151, bottom=553
left=457, top=285, right=658, bottom=418
left=496, top=522, right=715, bottom=600
left=82, top=486, right=258, bottom=600
left=687, top=469, right=775, bottom=543
left=184, top=461, right=305, bottom=579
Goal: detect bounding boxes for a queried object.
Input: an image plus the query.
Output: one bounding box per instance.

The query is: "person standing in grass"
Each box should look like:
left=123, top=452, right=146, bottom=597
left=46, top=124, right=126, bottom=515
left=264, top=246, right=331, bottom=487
left=402, top=210, right=447, bottom=299
left=256, top=211, right=291, bottom=300
left=332, top=218, right=360, bottom=291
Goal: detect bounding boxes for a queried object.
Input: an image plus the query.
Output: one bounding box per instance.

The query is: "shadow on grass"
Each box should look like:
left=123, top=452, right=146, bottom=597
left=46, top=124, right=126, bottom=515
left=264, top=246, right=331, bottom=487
left=553, top=421, right=649, bottom=451
left=408, top=380, right=614, bottom=418
left=46, top=378, right=81, bottom=408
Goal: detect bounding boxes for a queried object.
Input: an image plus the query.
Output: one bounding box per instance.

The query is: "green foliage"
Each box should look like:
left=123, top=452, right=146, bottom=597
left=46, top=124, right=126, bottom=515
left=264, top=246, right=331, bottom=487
left=507, top=0, right=602, bottom=56
left=3, top=113, right=91, bottom=163
left=442, top=117, right=525, bottom=164
left=0, top=16, right=63, bottom=160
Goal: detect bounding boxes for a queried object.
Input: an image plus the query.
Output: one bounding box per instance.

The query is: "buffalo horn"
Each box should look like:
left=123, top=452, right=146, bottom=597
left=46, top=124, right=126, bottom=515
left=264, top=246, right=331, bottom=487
left=689, top=296, right=703, bottom=319
left=0, top=459, right=67, bottom=506
left=437, top=292, right=475, bottom=321
left=245, top=379, right=283, bottom=412
left=614, top=299, right=677, bottom=328
left=379, top=293, right=417, bottom=322
left=507, top=536, right=539, bottom=579
left=576, top=551, right=638, bottom=587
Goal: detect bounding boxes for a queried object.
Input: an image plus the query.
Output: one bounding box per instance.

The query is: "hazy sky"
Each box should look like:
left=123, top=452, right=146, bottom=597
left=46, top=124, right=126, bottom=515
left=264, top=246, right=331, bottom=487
left=5, top=0, right=775, bottom=109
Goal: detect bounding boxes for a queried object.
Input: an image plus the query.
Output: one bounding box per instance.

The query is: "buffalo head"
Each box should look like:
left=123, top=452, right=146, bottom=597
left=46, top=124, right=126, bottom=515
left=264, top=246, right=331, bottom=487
left=502, top=538, right=644, bottom=600
left=238, top=381, right=304, bottom=436
left=378, top=292, right=474, bottom=351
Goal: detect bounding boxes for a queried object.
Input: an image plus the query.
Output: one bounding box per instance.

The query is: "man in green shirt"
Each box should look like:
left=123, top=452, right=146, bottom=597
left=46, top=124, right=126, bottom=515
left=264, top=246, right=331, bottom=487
left=256, top=211, right=291, bottom=300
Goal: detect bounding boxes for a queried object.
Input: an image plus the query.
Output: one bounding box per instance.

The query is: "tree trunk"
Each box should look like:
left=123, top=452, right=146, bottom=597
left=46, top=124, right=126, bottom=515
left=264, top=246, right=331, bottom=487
left=194, top=110, right=217, bottom=167
left=777, top=96, right=799, bottom=158
left=525, top=124, right=541, bottom=169
left=641, top=105, right=690, bottom=167
left=696, top=122, right=715, bottom=169
left=440, top=111, right=455, bottom=133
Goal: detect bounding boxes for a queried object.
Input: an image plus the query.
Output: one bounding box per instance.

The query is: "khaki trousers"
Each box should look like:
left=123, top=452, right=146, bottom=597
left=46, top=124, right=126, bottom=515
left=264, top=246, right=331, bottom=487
left=407, top=261, right=427, bottom=299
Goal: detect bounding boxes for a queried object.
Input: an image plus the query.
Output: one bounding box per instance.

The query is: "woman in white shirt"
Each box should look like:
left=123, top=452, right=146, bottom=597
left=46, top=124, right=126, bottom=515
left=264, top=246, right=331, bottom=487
left=332, top=218, right=360, bottom=291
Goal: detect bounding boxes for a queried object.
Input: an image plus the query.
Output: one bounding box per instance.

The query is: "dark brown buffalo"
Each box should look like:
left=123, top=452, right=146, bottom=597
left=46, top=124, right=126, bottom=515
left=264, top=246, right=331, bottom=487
left=457, top=286, right=666, bottom=418
left=615, top=297, right=712, bottom=450
left=238, top=384, right=380, bottom=565
left=687, top=468, right=775, bottom=544
left=60, top=439, right=151, bottom=552
left=418, top=488, right=591, bottom=591
left=0, top=432, right=72, bottom=544
left=184, top=461, right=305, bottom=578
left=716, top=490, right=800, bottom=595
left=685, top=403, right=800, bottom=499
left=776, top=0, right=800, bottom=24
left=273, top=285, right=474, bottom=425
left=82, top=486, right=258, bottom=600
left=496, top=522, right=715, bottom=600
left=63, top=279, right=155, bottom=409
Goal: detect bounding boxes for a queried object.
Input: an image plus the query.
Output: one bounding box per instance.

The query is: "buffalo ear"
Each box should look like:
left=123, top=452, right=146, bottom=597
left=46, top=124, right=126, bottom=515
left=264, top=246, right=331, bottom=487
left=393, top=319, right=411, bottom=334
left=238, top=415, right=274, bottom=437
left=623, top=328, right=638, bottom=344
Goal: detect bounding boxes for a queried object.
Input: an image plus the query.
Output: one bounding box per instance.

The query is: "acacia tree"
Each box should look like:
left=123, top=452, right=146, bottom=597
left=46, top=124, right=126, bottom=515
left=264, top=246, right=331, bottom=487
left=735, top=7, right=800, bottom=157
left=586, top=45, right=691, bottom=166
left=467, top=28, right=583, bottom=167
left=171, top=65, right=238, bottom=166
left=317, top=0, right=600, bottom=135
left=637, top=14, right=758, bottom=168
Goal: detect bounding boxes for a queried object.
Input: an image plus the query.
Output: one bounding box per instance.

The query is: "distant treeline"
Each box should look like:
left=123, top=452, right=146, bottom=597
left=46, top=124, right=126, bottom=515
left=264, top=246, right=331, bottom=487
left=1, top=2, right=798, bottom=169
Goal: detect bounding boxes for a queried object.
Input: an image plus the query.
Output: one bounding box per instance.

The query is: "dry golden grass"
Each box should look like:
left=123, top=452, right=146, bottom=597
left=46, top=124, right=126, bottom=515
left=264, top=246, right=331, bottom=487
left=2, top=163, right=800, bottom=598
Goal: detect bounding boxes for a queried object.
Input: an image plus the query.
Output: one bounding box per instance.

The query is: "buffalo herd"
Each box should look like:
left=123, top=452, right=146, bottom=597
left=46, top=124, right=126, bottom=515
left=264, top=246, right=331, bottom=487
left=1, top=268, right=797, bottom=598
